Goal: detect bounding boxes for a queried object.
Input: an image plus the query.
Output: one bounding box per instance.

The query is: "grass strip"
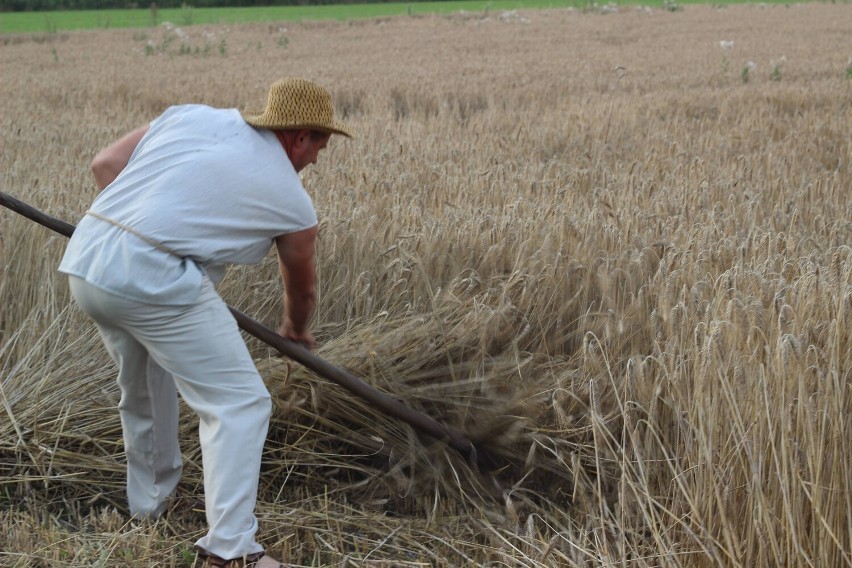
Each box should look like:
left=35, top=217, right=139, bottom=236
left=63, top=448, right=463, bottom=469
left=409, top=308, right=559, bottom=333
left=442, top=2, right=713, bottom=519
left=0, top=0, right=801, bottom=35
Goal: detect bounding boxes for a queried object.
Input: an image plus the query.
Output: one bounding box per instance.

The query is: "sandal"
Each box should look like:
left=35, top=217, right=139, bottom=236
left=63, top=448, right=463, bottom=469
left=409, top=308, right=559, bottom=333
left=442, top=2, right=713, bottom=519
left=198, top=552, right=287, bottom=568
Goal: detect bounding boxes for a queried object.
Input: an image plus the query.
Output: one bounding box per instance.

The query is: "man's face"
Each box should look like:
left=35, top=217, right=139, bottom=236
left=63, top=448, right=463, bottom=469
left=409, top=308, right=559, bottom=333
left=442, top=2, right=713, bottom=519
left=291, top=132, right=330, bottom=173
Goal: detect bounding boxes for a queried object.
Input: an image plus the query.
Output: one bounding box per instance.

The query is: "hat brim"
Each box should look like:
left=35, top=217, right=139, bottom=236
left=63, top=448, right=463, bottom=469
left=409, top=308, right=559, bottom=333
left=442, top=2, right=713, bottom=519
left=241, top=112, right=354, bottom=138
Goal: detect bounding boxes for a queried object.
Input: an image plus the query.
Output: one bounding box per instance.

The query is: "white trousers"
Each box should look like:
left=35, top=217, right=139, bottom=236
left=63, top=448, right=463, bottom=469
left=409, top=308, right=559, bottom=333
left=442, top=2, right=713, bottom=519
left=68, top=276, right=270, bottom=559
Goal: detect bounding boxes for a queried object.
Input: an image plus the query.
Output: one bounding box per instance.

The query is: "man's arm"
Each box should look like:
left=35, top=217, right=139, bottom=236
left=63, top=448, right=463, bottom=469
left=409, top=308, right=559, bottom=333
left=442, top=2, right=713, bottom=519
left=91, top=125, right=149, bottom=190
left=275, top=225, right=319, bottom=349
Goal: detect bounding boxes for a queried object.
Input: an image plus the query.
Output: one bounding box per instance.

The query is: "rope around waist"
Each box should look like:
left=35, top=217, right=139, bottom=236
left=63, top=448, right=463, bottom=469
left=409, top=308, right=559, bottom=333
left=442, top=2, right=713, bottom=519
left=85, top=210, right=183, bottom=257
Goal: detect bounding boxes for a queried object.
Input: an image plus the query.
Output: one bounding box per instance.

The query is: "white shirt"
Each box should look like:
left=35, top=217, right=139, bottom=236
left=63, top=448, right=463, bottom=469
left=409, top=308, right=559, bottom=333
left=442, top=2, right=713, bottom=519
left=59, top=104, right=317, bottom=305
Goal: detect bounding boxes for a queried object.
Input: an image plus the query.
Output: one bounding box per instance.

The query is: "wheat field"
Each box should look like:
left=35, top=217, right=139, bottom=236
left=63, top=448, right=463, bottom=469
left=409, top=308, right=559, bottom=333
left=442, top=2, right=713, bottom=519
left=1, top=3, right=851, bottom=567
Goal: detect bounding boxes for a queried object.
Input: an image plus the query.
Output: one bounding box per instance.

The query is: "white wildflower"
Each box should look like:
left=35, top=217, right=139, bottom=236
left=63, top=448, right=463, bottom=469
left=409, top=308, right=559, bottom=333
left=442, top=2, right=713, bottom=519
left=499, top=10, right=530, bottom=23
left=719, top=40, right=734, bottom=50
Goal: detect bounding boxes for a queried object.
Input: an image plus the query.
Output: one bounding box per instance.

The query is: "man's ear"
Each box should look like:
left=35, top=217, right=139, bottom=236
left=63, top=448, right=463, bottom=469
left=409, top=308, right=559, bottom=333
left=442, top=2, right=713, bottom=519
left=295, top=129, right=312, bottom=148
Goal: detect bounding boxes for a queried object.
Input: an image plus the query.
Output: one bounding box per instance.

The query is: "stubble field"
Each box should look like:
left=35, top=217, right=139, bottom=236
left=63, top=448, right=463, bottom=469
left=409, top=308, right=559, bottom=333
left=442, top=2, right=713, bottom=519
left=1, top=3, right=850, bottom=567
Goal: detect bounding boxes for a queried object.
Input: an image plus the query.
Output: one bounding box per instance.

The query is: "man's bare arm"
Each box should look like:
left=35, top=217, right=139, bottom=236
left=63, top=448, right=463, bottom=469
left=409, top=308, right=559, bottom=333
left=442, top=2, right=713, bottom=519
left=275, top=225, right=318, bottom=349
left=91, top=126, right=149, bottom=190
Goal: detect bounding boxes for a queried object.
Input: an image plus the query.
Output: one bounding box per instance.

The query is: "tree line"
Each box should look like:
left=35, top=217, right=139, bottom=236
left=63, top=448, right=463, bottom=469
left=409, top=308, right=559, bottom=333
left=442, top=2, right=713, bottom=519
left=2, top=0, right=445, bottom=12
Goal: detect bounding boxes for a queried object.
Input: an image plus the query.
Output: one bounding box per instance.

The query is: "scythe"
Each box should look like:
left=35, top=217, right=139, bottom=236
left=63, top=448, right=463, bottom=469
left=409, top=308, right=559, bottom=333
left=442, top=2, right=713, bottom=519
left=0, top=190, right=484, bottom=463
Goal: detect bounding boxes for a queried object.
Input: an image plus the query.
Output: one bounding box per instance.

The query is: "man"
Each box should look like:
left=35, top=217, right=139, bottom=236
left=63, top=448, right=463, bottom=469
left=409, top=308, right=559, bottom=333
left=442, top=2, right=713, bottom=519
left=59, top=78, right=353, bottom=568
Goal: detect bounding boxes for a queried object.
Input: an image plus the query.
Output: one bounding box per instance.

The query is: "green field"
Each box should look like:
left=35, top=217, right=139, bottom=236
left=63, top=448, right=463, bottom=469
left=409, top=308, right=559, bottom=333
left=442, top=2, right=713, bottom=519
left=7, top=1, right=570, bottom=34
left=0, top=0, right=804, bottom=34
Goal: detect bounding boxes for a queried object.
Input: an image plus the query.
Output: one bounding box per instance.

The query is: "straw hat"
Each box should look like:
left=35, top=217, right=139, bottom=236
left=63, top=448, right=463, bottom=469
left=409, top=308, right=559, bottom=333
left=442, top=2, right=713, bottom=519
left=242, top=78, right=354, bottom=138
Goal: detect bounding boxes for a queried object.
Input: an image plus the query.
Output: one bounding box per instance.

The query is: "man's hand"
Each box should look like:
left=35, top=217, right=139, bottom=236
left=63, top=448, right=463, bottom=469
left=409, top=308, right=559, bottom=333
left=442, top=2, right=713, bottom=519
left=277, top=320, right=316, bottom=350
